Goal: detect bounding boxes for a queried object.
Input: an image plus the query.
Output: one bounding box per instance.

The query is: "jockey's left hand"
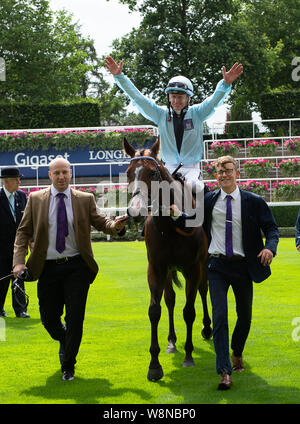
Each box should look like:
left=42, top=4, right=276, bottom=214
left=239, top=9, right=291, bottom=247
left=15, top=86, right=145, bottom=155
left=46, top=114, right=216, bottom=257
left=222, top=62, right=243, bottom=85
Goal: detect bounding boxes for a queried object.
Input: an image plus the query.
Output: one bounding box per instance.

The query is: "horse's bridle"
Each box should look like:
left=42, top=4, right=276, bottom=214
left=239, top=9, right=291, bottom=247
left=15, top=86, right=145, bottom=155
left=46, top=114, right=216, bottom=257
left=129, top=156, right=162, bottom=200
left=129, top=156, right=183, bottom=184
left=130, top=156, right=162, bottom=177
left=128, top=156, right=184, bottom=216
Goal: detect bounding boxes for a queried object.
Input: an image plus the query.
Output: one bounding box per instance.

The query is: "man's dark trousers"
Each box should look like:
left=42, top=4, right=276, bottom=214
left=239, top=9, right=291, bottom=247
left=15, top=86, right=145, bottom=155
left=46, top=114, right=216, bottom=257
left=37, top=256, right=92, bottom=372
left=207, top=255, right=253, bottom=375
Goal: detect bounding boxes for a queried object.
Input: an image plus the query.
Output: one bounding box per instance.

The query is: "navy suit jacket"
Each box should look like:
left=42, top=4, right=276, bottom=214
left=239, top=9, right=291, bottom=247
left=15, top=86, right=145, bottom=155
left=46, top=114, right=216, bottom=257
left=0, top=188, right=27, bottom=259
left=203, top=188, right=279, bottom=283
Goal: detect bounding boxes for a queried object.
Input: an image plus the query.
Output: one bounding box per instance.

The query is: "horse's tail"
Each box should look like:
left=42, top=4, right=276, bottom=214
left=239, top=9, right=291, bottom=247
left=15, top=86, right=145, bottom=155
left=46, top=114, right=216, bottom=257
left=172, top=271, right=183, bottom=289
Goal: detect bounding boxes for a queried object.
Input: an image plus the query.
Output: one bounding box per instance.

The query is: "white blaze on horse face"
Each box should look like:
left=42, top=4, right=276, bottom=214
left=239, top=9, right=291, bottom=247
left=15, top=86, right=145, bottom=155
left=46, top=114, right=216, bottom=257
left=133, top=166, right=142, bottom=194
left=127, top=167, right=149, bottom=217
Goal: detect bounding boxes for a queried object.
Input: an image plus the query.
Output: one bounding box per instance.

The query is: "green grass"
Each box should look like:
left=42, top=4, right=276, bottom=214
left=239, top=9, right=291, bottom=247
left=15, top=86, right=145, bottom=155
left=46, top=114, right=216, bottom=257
left=1, top=238, right=299, bottom=404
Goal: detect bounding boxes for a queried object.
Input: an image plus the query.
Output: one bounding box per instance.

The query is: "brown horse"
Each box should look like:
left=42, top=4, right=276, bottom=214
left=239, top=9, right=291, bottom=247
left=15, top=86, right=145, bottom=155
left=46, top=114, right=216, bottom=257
left=124, top=138, right=212, bottom=381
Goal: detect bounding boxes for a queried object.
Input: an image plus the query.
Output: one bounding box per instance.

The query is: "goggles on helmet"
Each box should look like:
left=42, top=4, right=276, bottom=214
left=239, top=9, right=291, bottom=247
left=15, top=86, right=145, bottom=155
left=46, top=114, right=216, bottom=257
left=167, top=82, right=190, bottom=90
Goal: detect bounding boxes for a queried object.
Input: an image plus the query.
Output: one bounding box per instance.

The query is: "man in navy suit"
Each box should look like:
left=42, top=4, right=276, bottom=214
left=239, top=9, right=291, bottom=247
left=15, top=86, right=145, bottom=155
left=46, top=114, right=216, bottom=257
left=295, top=208, right=300, bottom=252
left=203, top=156, right=279, bottom=390
left=0, top=166, right=29, bottom=318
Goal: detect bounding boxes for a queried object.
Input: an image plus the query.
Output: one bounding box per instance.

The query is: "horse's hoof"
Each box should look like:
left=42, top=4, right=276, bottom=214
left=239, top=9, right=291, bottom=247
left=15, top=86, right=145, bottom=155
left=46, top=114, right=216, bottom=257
left=201, top=326, right=213, bottom=340
left=166, top=342, right=178, bottom=354
left=147, top=366, right=164, bottom=381
left=182, top=358, right=195, bottom=367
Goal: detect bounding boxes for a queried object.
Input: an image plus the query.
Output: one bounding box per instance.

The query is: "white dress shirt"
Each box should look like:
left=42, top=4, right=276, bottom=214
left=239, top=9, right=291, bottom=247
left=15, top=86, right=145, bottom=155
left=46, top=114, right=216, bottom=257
left=46, top=185, right=80, bottom=259
left=208, top=186, right=245, bottom=257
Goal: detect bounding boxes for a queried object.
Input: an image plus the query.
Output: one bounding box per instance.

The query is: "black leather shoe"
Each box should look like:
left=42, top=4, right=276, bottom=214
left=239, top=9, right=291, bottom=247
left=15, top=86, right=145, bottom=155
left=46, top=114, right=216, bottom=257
left=0, top=310, right=7, bottom=317
left=62, top=370, right=74, bottom=381
left=16, top=312, right=30, bottom=318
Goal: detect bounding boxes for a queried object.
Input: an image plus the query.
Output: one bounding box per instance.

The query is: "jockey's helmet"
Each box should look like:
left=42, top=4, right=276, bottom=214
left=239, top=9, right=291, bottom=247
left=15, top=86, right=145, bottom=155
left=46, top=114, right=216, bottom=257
left=165, top=76, right=194, bottom=97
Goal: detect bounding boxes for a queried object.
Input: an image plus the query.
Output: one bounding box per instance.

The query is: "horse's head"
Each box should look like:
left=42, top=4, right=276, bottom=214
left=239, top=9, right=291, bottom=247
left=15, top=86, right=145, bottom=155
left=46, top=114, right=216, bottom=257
left=124, top=137, right=162, bottom=219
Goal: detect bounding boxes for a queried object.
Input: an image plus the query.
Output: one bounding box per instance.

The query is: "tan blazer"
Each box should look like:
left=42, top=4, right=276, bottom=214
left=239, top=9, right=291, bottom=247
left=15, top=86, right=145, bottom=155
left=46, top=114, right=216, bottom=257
left=13, top=187, right=119, bottom=281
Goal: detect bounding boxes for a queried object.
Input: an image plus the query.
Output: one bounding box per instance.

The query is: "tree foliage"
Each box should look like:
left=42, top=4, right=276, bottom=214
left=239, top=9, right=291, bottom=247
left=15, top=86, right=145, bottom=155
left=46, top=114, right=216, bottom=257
left=108, top=0, right=298, bottom=112
left=244, top=0, right=299, bottom=91
left=0, top=0, right=109, bottom=103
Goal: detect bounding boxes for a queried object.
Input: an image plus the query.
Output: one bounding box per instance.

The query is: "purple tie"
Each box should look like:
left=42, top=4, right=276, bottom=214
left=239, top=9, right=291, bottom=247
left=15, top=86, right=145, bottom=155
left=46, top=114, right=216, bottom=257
left=225, top=195, right=233, bottom=258
left=56, top=193, right=69, bottom=254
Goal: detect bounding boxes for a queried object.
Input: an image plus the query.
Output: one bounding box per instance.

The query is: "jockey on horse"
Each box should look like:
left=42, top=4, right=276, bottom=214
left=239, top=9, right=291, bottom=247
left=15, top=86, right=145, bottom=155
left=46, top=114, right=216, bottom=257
left=105, top=56, right=243, bottom=231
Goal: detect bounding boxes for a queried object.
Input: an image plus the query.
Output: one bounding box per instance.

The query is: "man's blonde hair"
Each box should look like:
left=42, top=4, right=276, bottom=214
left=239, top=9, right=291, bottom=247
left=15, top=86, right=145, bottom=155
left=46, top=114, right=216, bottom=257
left=214, top=155, right=238, bottom=170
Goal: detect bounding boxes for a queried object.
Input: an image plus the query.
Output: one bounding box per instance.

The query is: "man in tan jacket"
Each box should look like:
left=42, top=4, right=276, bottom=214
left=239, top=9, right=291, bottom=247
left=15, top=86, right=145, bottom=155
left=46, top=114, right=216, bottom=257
left=13, top=158, right=127, bottom=381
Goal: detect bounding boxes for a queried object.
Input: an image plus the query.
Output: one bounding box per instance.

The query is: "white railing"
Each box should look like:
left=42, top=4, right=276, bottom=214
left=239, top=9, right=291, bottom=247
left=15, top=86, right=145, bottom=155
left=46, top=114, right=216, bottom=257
left=0, top=161, right=131, bottom=187
left=14, top=157, right=300, bottom=205
left=203, top=135, right=300, bottom=160
left=203, top=176, right=300, bottom=203
left=201, top=155, right=300, bottom=178
left=210, top=117, right=300, bottom=140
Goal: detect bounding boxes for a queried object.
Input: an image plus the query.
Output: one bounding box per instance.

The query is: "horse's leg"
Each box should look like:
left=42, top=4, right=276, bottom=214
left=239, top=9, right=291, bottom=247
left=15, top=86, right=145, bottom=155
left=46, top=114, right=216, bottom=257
left=164, top=274, right=178, bottom=353
left=182, top=268, right=198, bottom=367
left=147, top=263, right=165, bottom=382
left=199, top=266, right=213, bottom=340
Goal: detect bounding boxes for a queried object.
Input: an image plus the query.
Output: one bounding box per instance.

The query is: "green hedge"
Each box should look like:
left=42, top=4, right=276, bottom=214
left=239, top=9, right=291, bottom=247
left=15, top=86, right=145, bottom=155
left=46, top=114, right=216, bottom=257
left=270, top=205, right=299, bottom=227
left=0, top=101, right=101, bottom=129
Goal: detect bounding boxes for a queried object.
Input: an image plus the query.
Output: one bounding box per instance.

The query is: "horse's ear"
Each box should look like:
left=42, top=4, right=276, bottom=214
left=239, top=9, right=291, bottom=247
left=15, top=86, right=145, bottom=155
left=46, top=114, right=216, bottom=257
left=123, top=137, right=136, bottom=158
left=151, top=137, right=160, bottom=157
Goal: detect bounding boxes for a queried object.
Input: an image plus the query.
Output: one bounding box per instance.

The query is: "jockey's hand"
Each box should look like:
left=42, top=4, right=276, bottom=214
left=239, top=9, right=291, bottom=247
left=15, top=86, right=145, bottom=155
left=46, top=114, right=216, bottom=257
left=170, top=204, right=182, bottom=218
left=297, top=244, right=300, bottom=252
left=222, top=62, right=243, bottom=85
left=105, top=56, right=123, bottom=75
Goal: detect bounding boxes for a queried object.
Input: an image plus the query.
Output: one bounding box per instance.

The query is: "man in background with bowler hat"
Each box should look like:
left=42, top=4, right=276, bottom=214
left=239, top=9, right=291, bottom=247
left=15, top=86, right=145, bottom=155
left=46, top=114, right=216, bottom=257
left=0, top=166, right=29, bottom=318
